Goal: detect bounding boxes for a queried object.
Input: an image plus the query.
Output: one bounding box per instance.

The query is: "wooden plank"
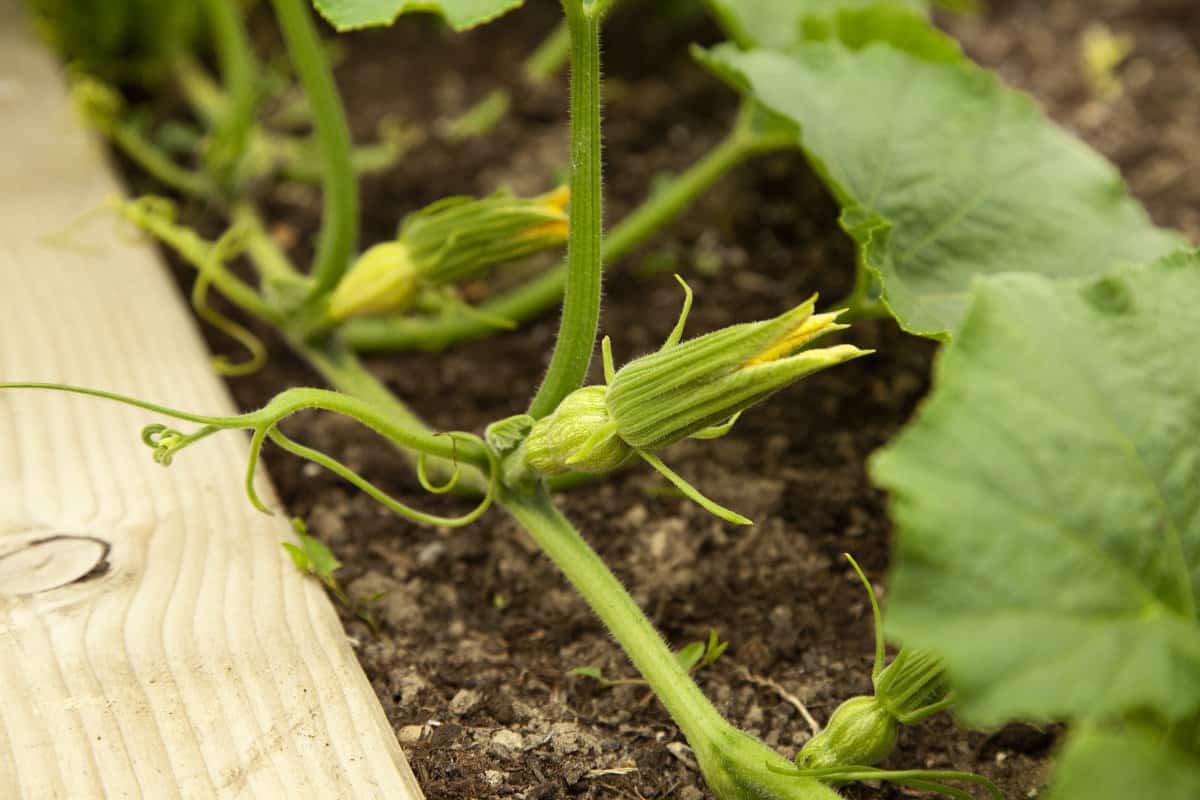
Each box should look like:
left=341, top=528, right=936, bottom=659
left=0, top=3, right=424, bottom=798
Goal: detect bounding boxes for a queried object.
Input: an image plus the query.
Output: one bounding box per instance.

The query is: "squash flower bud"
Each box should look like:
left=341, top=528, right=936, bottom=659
left=523, top=386, right=632, bottom=476
left=517, top=285, right=869, bottom=524
left=329, top=186, right=569, bottom=322
left=796, top=696, right=898, bottom=770
left=606, top=297, right=868, bottom=451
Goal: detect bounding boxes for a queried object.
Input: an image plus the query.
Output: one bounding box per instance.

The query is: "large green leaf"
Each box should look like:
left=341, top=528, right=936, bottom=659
left=872, top=251, right=1200, bottom=726
left=699, top=39, right=1184, bottom=338
left=704, top=0, right=929, bottom=50
left=312, top=0, right=524, bottom=31
left=1049, top=726, right=1200, bottom=800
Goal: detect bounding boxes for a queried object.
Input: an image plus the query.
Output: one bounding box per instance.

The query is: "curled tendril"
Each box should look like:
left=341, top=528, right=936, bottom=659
left=231, top=389, right=498, bottom=524
left=267, top=427, right=498, bottom=527
left=766, top=763, right=1003, bottom=800
left=141, top=423, right=222, bottom=465
left=418, top=433, right=461, bottom=494
left=141, top=424, right=184, bottom=464
left=3, top=383, right=497, bottom=530
left=192, top=225, right=267, bottom=377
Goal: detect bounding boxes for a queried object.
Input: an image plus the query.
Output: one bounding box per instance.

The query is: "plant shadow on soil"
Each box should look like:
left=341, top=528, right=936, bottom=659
left=120, top=0, right=1200, bottom=797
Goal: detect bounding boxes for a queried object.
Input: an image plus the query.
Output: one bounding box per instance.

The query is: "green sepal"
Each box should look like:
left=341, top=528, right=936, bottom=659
left=523, top=386, right=633, bottom=476
left=485, top=414, right=535, bottom=454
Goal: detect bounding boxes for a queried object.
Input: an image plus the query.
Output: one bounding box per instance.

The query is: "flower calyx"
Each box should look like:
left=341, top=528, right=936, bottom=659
left=328, top=186, right=569, bottom=322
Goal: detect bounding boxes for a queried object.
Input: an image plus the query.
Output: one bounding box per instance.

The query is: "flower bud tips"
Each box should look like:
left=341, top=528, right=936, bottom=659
left=327, top=242, right=419, bottom=322
left=607, top=300, right=870, bottom=451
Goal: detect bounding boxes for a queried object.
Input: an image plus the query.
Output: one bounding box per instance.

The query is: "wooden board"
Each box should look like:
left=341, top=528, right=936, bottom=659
left=0, top=3, right=424, bottom=797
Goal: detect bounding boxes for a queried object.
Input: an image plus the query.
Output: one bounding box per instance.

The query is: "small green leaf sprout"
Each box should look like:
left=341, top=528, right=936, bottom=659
left=572, top=628, right=730, bottom=690
left=518, top=277, right=871, bottom=523
left=283, top=517, right=386, bottom=632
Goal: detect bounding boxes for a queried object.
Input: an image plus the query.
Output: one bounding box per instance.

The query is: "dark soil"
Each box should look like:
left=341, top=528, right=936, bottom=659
left=132, top=1, right=1200, bottom=798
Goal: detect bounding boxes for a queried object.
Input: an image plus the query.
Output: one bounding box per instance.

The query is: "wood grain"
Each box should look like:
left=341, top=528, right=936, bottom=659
left=0, top=3, right=424, bottom=797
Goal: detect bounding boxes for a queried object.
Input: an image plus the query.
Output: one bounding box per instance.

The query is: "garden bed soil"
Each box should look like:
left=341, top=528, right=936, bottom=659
left=131, top=0, right=1200, bottom=797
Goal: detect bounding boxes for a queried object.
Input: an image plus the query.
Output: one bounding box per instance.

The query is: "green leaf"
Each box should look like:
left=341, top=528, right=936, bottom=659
left=704, top=0, right=929, bottom=50
left=299, top=530, right=343, bottom=577
left=872, top=252, right=1200, bottom=726
left=698, top=38, right=1183, bottom=338
left=702, top=628, right=730, bottom=667
left=569, top=665, right=611, bottom=688
left=1049, top=726, right=1200, bottom=800
left=675, top=641, right=707, bottom=672
left=311, top=0, right=524, bottom=32
left=281, top=542, right=313, bottom=572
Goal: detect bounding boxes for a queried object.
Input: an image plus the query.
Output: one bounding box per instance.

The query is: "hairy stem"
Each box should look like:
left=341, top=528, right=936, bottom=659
left=232, top=203, right=307, bottom=287
left=201, top=0, right=258, bottom=188
left=527, top=2, right=604, bottom=419
left=107, top=124, right=216, bottom=200
left=503, top=491, right=730, bottom=745
left=503, top=491, right=840, bottom=799
left=341, top=102, right=790, bottom=352
left=270, top=0, right=358, bottom=295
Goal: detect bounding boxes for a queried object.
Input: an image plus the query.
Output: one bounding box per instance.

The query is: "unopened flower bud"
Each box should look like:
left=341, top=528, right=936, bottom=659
left=328, top=242, right=419, bottom=322
left=403, top=185, right=569, bottom=287
left=328, top=186, right=569, bottom=322
left=797, top=696, right=899, bottom=770
left=606, top=298, right=869, bottom=450
left=523, top=386, right=633, bottom=475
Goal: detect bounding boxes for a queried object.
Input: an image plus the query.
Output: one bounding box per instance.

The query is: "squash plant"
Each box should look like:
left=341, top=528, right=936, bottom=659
left=10, top=0, right=1200, bottom=797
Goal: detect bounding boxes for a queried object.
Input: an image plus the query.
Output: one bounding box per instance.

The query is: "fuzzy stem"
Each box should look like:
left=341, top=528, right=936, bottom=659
left=340, top=103, right=791, bottom=352
left=270, top=0, right=358, bottom=295
left=201, top=0, right=257, bottom=187
left=232, top=203, right=307, bottom=287
left=503, top=490, right=841, bottom=799
left=503, top=491, right=733, bottom=745
left=527, top=2, right=604, bottom=419
left=107, top=124, right=216, bottom=200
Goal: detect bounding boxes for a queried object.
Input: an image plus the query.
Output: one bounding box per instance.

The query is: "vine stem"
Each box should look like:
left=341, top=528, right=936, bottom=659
left=501, top=490, right=840, bottom=799
left=501, top=490, right=731, bottom=746
left=341, top=101, right=792, bottom=352
left=298, top=341, right=490, bottom=495
left=270, top=0, right=358, bottom=296
left=527, top=1, right=604, bottom=419
left=200, top=0, right=257, bottom=187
